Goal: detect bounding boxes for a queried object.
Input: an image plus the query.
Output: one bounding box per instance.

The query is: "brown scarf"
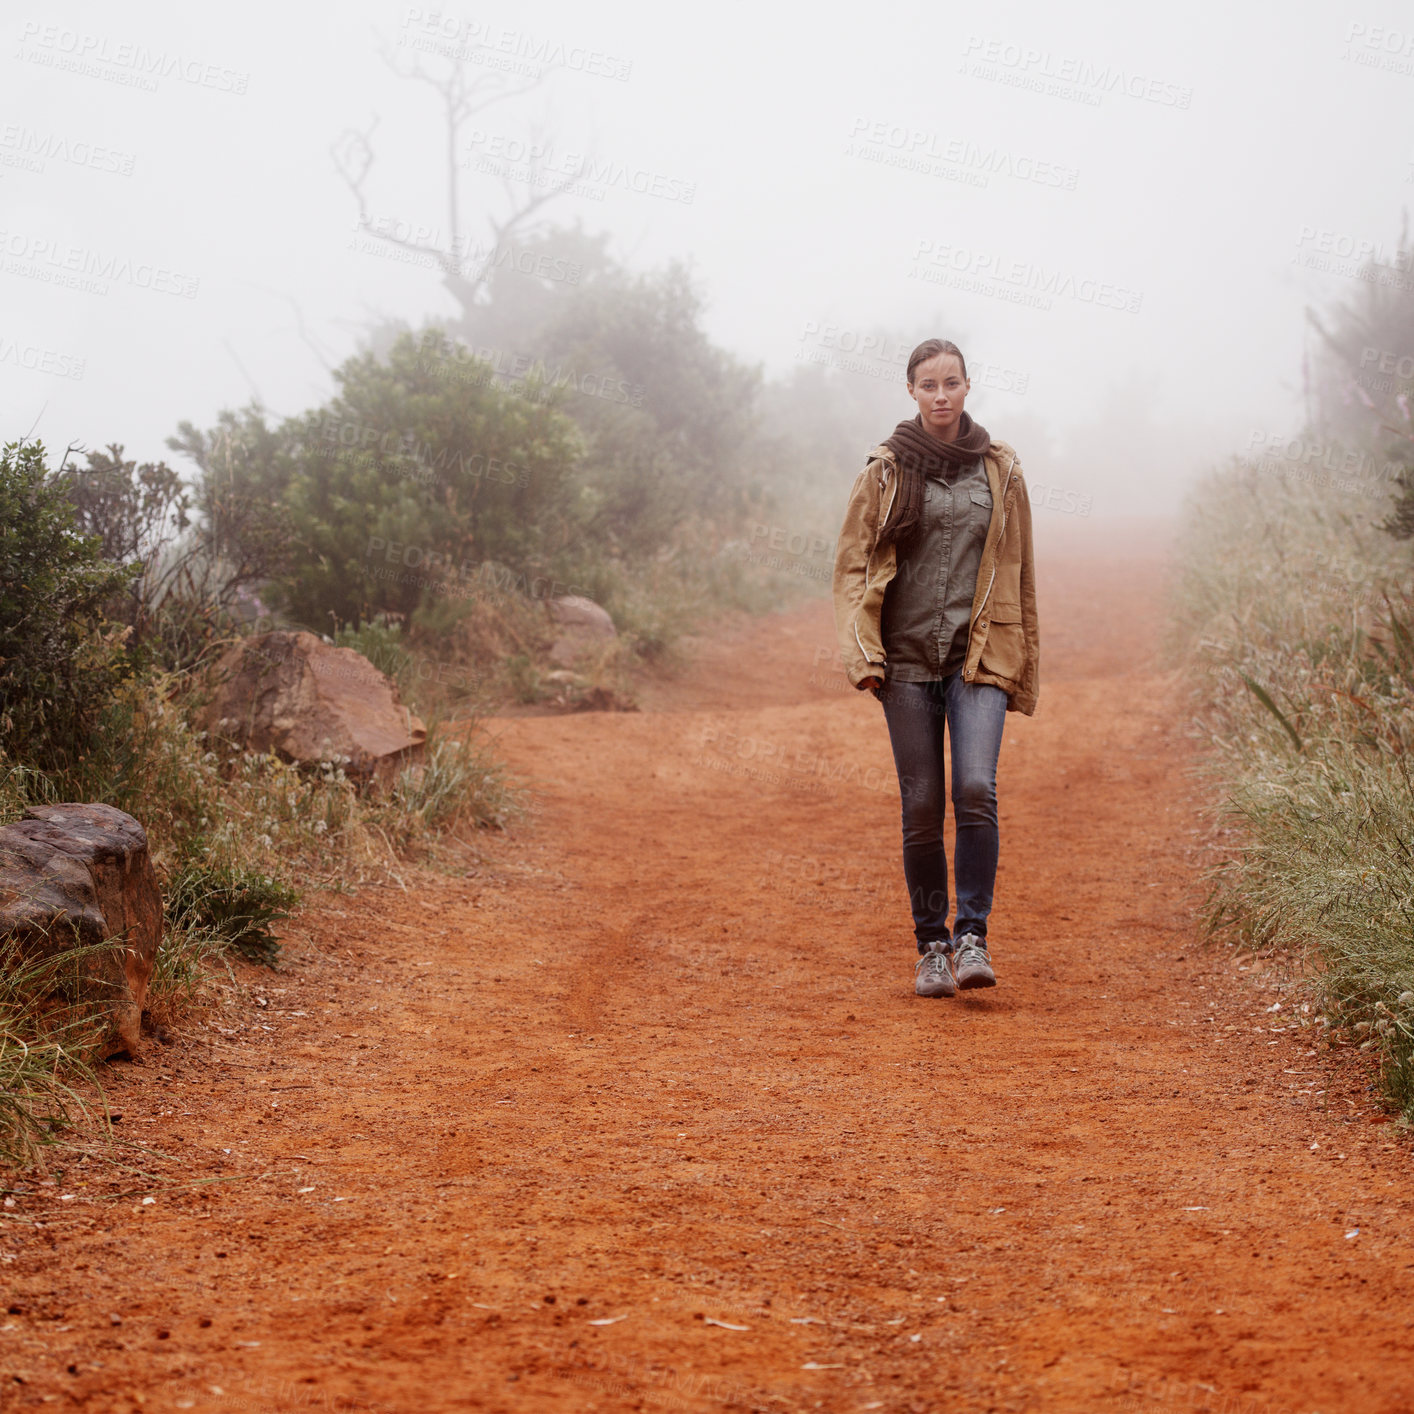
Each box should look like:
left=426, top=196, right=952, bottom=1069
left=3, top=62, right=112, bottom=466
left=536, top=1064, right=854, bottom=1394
left=877, top=412, right=991, bottom=544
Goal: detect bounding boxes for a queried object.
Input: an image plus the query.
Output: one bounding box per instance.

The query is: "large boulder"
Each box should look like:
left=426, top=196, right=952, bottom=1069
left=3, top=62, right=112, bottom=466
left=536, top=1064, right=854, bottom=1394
left=0, top=804, right=162, bottom=1060
left=547, top=595, right=616, bottom=669
left=201, top=630, right=426, bottom=778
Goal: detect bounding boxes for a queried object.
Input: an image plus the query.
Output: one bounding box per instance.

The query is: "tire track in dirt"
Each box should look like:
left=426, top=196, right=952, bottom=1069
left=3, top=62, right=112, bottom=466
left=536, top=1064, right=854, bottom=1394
left=3, top=521, right=1413, bottom=1414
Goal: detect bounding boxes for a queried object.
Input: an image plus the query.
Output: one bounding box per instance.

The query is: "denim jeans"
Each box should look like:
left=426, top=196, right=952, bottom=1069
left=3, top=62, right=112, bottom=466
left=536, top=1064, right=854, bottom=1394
left=879, top=674, right=1008, bottom=953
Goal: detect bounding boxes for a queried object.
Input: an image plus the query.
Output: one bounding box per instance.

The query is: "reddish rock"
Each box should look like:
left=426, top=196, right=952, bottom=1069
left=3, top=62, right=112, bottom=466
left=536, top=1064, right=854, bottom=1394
left=0, top=804, right=162, bottom=1060
left=201, top=630, right=426, bottom=778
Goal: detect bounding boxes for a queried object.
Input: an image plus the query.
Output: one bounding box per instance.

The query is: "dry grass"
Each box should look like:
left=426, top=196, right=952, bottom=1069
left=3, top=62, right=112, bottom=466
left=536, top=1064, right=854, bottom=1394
left=1174, top=459, right=1414, bottom=1114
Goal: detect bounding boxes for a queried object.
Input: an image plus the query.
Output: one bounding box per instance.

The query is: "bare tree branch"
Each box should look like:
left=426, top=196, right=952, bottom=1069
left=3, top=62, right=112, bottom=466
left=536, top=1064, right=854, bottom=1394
left=333, top=53, right=572, bottom=323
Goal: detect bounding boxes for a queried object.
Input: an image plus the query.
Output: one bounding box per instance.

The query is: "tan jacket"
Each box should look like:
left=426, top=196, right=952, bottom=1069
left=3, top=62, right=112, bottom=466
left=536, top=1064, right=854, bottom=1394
left=832, top=439, right=1040, bottom=715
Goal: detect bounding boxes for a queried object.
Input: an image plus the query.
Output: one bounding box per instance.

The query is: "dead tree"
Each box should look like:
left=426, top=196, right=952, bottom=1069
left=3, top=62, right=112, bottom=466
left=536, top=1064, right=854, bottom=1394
left=333, top=47, right=576, bottom=324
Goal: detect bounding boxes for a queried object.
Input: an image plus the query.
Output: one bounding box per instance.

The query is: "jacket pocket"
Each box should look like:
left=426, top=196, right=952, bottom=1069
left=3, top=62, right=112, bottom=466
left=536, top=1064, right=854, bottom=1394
left=979, top=602, right=1026, bottom=683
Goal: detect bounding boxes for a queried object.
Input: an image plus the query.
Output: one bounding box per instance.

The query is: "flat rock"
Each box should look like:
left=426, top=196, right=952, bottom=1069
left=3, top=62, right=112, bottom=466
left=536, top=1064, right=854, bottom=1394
left=0, top=804, right=162, bottom=1060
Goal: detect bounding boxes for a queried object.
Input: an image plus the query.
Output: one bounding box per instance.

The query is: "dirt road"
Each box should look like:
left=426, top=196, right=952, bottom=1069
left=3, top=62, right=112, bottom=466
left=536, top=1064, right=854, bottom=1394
left=4, top=522, right=1413, bottom=1414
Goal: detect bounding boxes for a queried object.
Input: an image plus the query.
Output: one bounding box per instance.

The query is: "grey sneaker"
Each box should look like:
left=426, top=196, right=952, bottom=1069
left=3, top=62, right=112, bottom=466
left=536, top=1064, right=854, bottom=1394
left=953, top=933, right=996, bottom=989
left=914, top=940, right=956, bottom=998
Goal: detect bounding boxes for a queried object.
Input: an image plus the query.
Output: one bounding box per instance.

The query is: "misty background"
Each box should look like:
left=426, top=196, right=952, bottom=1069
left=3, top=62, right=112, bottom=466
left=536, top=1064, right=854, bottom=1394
left=3, top=0, right=1412, bottom=521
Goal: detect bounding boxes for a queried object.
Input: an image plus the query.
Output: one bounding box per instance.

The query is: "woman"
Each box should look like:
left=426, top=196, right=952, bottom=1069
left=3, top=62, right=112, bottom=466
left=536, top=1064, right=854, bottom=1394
left=832, top=338, right=1039, bottom=998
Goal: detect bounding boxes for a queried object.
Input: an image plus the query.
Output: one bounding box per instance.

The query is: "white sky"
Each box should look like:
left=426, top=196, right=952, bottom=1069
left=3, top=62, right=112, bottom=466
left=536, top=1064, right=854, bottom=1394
left=4, top=0, right=1413, bottom=518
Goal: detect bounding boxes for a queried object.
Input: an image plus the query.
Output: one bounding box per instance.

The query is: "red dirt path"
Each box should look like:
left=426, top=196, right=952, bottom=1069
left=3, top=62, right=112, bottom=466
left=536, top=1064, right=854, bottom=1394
left=3, top=520, right=1413, bottom=1414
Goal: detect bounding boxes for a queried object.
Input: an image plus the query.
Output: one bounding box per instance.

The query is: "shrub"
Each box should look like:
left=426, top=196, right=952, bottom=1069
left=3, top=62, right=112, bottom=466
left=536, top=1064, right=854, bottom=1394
left=170, top=334, right=585, bottom=633
left=0, top=440, right=136, bottom=772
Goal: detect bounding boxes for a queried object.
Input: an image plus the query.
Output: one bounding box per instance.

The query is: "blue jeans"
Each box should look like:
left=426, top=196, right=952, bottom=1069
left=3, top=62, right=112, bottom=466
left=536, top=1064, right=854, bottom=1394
left=879, top=674, right=1008, bottom=953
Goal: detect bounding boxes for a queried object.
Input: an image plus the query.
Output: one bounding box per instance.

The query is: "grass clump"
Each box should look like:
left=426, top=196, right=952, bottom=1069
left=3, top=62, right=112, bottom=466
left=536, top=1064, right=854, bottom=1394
left=164, top=858, right=299, bottom=968
left=0, top=942, right=110, bottom=1168
left=1174, top=461, right=1414, bottom=1114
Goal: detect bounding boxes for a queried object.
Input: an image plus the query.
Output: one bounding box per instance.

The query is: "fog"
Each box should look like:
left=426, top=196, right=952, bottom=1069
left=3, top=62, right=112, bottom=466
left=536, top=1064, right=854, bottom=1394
left=4, top=0, right=1412, bottom=520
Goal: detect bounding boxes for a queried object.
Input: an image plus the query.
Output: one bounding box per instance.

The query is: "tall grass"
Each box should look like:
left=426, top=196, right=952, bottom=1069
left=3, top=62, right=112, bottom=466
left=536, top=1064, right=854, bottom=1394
left=1174, top=461, right=1414, bottom=1113
left=0, top=941, right=111, bottom=1168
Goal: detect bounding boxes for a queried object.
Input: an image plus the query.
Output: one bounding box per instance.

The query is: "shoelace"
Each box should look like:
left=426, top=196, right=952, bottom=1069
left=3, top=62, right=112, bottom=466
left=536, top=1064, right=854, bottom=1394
left=918, top=950, right=951, bottom=977
left=954, top=942, right=988, bottom=968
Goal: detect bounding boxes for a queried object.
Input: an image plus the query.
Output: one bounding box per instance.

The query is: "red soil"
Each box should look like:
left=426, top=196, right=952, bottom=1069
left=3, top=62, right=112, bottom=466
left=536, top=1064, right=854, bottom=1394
left=3, top=519, right=1412, bottom=1414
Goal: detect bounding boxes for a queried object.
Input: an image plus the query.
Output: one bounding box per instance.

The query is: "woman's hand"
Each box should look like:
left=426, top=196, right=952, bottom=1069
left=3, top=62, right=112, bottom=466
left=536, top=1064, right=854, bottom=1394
left=860, top=675, right=885, bottom=700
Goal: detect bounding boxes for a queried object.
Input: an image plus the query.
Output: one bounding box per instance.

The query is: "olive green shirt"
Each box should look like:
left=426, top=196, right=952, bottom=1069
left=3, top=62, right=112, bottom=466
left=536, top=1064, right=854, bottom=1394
left=880, top=457, right=992, bottom=682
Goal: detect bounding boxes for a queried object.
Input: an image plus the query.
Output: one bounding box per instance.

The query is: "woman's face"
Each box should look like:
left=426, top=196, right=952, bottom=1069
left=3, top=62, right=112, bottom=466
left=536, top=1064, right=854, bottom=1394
left=908, top=353, right=969, bottom=440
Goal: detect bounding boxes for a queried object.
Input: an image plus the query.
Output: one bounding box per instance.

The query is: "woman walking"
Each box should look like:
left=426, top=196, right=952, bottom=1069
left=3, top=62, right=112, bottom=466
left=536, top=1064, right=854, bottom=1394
left=832, top=338, right=1039, bottom=997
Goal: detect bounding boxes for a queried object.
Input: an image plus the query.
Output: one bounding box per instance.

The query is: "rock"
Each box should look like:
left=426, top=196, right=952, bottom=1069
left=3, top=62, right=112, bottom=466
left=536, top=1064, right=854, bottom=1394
left=547, top=596, right=616, bottom=634
left=546, top=596, right=616, bottom=669
left=201, top=630, right=426, bottom=779
left=0, top=804, right=162, bottom=1060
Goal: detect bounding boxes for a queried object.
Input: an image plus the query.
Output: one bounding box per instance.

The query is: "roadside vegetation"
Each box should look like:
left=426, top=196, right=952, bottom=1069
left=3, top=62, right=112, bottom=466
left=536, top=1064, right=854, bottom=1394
left=0, top=435, right=514, bottom=1165
left=0, top=223, right=893, bottom=1165
left=1174, top=232, right=1414, bottom=1117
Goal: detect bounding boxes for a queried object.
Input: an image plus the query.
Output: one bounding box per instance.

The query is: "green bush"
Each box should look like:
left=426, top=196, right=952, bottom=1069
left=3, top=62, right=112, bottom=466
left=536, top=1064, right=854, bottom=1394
left=170, top=333, right=584, bottom=633
left=0, top=440, right=136, bottom=772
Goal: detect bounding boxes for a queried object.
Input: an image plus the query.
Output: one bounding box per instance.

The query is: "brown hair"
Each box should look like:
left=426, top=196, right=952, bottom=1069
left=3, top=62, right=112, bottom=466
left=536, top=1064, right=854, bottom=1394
left=907, top=338, right=968, bottom=385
